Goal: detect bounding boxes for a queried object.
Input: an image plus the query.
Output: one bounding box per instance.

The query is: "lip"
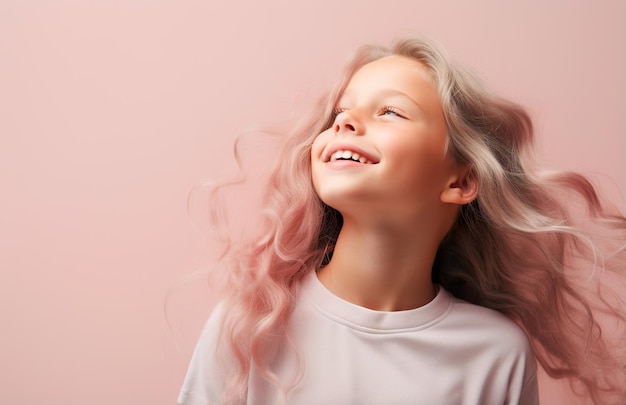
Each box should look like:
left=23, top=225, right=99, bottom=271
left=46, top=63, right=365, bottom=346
left=322, top=143, right=380, bottom=164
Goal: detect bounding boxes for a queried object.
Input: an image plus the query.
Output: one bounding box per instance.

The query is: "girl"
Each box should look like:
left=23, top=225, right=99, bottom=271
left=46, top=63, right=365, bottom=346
left=179, top=36, right=626, bottom=404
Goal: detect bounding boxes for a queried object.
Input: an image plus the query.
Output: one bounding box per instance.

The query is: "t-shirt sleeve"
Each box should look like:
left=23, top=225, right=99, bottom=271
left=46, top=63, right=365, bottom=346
left=518, top=367, right=539, bottom=405
left=507, top=333, right=539, bottom=405
left=177, top=303, right=230, bottom=405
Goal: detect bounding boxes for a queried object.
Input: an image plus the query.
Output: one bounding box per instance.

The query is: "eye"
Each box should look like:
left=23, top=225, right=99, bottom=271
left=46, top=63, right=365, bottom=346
left=379, top=106, right=404, bottom=118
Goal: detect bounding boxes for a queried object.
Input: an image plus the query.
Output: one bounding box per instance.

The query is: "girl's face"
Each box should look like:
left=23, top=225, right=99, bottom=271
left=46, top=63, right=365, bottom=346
left=311, top=55, right=460, bottom=224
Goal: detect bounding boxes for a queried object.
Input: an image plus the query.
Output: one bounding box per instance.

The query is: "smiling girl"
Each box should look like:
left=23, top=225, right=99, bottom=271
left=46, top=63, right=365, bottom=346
left=179, top=36, right=626, bottom=404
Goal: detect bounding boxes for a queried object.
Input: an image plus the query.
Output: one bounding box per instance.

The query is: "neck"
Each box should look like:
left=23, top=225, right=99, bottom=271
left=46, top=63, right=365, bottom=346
left=317, top=217, right=438, bottom=312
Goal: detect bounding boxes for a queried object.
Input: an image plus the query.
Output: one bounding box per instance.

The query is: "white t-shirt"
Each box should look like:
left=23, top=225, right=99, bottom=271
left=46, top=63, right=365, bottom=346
left=179, top=271, right=539, bottom=404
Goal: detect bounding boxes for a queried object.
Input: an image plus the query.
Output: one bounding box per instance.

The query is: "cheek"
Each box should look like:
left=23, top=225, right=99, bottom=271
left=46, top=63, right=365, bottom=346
left=385, top=137, right=450, bottom=187
left=310, top=132, right=329, bottom=191
left=310, top=136, right=322, bottom=163
left=310, top=128, right=335, bottom=165
left=385, top=136, right=442, bottom=164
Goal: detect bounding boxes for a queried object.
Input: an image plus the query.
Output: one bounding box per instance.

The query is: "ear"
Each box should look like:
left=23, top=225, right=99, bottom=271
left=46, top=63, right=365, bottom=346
left=440, top=165, right=478, bottom=205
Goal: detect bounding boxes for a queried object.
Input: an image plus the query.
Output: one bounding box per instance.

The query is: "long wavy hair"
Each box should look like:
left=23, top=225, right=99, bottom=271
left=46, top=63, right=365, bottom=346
left=205, top=36, right=626, bottom=404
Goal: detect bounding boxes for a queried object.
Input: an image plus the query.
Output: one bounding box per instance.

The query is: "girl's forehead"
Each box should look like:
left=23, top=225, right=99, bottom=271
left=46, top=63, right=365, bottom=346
left=341, top=56, right=434, bottom=98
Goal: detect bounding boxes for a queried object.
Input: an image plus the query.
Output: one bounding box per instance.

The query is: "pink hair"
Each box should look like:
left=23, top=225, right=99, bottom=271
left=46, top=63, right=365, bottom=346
left=205, top=36, right=626, bottom=403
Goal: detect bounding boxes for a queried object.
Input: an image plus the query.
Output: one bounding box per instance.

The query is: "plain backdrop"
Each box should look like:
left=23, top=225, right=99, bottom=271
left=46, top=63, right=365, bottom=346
left=0, top=1, right=624, bottom=404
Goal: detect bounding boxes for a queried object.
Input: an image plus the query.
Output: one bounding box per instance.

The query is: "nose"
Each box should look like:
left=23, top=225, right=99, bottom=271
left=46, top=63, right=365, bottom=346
left=333, top=111, right=364, bottom=135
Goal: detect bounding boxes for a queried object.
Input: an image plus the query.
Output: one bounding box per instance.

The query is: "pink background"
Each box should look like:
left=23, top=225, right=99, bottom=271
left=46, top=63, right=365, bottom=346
left=1, top=1, right=624, bottom=404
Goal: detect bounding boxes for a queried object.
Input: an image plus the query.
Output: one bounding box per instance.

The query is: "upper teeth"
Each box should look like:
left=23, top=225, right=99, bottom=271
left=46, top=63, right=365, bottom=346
left=329, top=150, right=372, bottom=164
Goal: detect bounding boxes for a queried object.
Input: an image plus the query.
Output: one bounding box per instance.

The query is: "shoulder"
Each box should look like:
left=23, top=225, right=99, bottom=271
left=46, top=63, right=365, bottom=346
left=178, top=302, right=230, bottom=405
left=187, top=302, right=229, bottom=360
left=439, top=292, right=538, bottom=404
left=445, top=293, right=532, bottom=353
left=436, top=291, right=536, bottom=377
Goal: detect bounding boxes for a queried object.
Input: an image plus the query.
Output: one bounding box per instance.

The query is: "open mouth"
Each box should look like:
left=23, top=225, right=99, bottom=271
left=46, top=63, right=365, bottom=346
left=328, top=149, right=376, bottom=164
